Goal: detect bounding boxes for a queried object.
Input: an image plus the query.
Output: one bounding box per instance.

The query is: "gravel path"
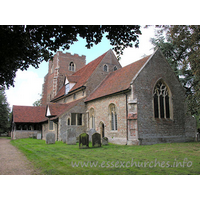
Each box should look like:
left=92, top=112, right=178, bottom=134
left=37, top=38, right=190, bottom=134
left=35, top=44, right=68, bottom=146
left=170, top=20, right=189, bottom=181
left=0, top=138, right=40, bottom=175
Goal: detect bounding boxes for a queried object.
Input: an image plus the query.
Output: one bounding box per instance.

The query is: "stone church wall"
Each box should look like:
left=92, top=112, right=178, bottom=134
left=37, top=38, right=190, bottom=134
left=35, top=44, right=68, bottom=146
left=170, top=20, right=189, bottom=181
left=58, top=100, right=87, bottom=141
left=86, top=93, right=127, bottom=145
left=133, top=50, right=196, bottom=145
left=42, top=121, right=58, bottom=141
left=86, top=50, right=122, bottom=97
left=12, top=130, right=42, bottom=140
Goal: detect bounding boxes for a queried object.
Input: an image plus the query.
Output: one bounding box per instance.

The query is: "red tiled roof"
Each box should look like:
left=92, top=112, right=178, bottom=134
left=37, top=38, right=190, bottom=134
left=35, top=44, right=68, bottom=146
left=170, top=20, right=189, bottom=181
left=70, top=51, right=108, bottom=91
left=85, top=55, right=151, bottom=102
left=66, top=75, right=80, bottom=83
left=13, top=106, right=48, bottom=123
left=53, top=85, right=65, bottom=100
left=51, top=51, right=108, bottom=101
left=47, top=98, right=85, bottom=120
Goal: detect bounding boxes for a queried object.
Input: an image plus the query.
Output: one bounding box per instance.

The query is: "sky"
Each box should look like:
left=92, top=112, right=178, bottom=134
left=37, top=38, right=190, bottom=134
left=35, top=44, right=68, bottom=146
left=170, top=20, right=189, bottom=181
left=5, top=26, right=156, bottom=109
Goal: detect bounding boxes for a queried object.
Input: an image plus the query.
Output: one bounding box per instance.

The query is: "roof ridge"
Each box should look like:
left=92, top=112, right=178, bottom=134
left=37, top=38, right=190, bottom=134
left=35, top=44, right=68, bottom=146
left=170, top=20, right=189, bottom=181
left=85, top=54, right=153, bottom=102
left=123, top=54, right=152, bottom=68
left=13, top=105, right=46, bottom=108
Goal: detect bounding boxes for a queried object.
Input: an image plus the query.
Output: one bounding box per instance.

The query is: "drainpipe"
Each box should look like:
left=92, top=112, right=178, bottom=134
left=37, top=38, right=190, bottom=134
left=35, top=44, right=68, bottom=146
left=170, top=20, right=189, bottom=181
left=57, top=119, right=59, bottom=141
left=125, top=93, right=128, bottom=144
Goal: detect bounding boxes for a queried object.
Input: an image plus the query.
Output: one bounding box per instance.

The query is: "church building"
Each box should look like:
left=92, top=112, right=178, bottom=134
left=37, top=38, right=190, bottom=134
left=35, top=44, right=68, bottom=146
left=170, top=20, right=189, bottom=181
left=11, top=49, right=196, bottom=145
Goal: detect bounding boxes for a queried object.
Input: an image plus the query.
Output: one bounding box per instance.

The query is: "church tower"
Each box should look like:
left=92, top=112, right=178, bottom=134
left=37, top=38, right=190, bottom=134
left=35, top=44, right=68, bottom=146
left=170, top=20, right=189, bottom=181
left=41, top=51, right=86, bottom=105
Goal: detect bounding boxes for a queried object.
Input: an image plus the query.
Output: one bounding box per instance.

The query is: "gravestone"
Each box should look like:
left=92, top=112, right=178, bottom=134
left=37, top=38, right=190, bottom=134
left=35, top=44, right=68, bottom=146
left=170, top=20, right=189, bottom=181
left=66, top=129, right=76, bottom=145
left=37, top=133, right=41, bottom=140
left=62, top=133, right=67, bottom=143
left=87, top=128, right=96, bottom=142
left=79, top=133, right=89, bottom=149
left=92, top=133, right=101, bottom=147
left=46, top=132, right=55, bottom=144
left=102, top=137, right=108, bottom=145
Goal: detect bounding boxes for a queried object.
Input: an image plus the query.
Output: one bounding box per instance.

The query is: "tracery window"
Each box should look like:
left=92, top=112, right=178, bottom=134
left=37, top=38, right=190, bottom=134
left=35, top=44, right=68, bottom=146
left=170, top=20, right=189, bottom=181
left=153, top=80, right=170, bottom=119
left=109, top=104, right=117, bottom=130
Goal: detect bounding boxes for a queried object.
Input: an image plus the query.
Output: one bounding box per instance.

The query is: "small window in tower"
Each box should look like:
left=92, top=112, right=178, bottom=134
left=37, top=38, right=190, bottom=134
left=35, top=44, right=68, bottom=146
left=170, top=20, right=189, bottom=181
left=69, top=62, right=75, bottom=71
left=114, top=66, right=118, bottom=71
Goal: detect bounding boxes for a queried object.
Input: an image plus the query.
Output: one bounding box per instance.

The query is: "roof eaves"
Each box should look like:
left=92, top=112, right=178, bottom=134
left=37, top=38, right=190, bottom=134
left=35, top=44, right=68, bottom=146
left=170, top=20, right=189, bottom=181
left=50, top=97, right=86, bottom=120
left=85, top=88, right=131, bottom=103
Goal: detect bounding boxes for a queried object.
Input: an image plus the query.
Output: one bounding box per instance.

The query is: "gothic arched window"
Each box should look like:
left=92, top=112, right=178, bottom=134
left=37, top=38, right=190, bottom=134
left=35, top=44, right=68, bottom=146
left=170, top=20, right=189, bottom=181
left=89, top=108, right=95, bottom=129
left=153, top=80, right=170, bottom=119
left=69, top=62, right=75, bottom=71
left=109, top=104, right=117, bottom=130
left=103, top=64, right=108, bottom=72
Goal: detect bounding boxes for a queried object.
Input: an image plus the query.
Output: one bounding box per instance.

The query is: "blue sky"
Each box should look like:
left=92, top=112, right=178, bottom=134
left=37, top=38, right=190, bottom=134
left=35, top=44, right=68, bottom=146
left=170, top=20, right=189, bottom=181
left=5, top=26, right=156, bottom=109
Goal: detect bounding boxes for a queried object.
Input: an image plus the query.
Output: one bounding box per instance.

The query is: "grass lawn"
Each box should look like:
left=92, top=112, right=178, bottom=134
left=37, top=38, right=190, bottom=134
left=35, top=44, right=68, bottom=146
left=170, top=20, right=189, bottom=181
left=10, top=138, right=200, bottom=175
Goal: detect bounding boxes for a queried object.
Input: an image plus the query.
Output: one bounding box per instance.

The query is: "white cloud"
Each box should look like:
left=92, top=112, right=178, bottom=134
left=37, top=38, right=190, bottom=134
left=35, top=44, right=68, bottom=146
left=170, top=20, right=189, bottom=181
left=6, top=70, right=43, bottom=109
left=120, top=26, right=156, bottom=67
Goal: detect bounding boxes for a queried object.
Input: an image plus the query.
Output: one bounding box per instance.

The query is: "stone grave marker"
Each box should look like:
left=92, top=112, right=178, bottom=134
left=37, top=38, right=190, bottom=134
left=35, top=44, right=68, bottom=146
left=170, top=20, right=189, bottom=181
left=37, top=133, right=41, bottom=140
left=92, top=133, right=101, bottom=147
left=66, top=129, right=76, bottom=145
left=46, top=132, right=55, bottom=144
left=62, top=133, right=67, bottom=143
left=79, top=133, right=89, bottom=149
left=102, top=137, right=108, bottom=145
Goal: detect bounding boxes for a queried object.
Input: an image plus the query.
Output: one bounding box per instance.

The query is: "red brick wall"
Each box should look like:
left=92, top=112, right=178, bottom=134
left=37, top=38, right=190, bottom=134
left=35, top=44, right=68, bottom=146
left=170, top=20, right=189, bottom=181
left=41, top=52, right=86, bottom=106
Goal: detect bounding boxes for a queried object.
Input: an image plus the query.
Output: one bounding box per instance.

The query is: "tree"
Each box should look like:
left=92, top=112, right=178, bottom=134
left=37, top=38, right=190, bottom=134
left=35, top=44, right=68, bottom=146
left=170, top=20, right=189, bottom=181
left=150, top=31, right=181, bottom=77
left=0, top=88, right=10, bottom=135
left=151, top=25, right=200, bottom=130
left=33, top=94, right=42, bottom=107
left=0, top=25, right=141, bottom=88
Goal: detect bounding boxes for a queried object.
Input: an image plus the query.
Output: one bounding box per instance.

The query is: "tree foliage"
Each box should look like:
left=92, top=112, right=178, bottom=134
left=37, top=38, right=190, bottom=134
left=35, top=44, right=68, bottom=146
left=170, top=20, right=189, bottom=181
left=33, top=94, right=42, bottom=107
left=0, top=25, right=141, bottom=88
left=151, top=25, right=200, bottom=128
left=0, top=88, right=10, bottom=134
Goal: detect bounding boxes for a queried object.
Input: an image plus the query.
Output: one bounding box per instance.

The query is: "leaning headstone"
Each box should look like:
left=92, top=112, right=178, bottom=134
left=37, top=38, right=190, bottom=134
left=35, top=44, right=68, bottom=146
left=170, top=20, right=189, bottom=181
left=37, top=133, right=41, bottom=140
left=87, top=128, right=96, bottom=142
left=102, top=137, right=108, bottom=145
left=79, top=133, right=89, bottom=149
left=66, top=129, right=76, bottom=145
left=46, top=132, right=55, bottom=144
left=92, top=133, right=101, bottom=147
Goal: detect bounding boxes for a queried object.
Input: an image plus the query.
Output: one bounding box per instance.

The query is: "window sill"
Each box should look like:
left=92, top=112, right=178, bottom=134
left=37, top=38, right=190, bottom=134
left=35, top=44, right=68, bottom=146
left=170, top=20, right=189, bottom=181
left=154, top=118, right=174, bottom=124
